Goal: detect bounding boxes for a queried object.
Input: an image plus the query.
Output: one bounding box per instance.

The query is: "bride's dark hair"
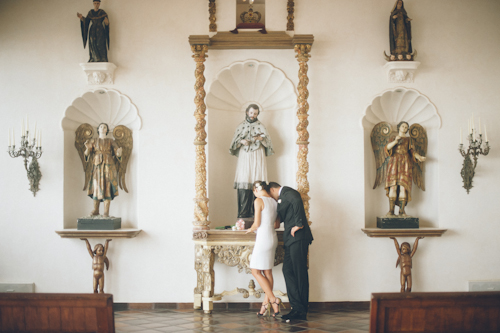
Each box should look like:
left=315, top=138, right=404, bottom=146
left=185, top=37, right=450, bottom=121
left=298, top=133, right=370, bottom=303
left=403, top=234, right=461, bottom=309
left=253, top=180, right=270, bottom=193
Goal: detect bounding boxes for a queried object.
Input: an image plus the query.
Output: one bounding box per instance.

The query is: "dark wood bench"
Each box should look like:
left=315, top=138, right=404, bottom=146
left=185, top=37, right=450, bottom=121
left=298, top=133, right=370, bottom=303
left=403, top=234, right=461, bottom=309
left=370, top=292, right=500, bottom=333
left=0, top=293, right=114, bottom=332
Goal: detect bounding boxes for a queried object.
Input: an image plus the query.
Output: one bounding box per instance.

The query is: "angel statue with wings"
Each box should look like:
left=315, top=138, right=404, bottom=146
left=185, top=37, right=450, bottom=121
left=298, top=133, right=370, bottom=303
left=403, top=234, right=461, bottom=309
left=75, top=123, right=133, bottom=217
left=371, top=121, right=427, bottom=217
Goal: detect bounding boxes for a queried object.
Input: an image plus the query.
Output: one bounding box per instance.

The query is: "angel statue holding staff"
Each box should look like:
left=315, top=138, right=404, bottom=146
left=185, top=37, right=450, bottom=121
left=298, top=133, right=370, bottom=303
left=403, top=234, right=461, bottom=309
left=371, top=121, right=427, bottom=217
left=75, top=123, right=133, bottom=217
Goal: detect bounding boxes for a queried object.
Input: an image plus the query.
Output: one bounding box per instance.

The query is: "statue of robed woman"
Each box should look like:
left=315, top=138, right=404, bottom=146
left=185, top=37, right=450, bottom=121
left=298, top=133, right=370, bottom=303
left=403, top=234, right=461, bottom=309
left=77, top=0, right=110, bottom=62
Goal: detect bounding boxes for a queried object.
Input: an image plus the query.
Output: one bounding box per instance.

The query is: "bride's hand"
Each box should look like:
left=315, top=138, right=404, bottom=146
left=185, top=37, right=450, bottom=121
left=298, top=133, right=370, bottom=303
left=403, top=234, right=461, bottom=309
left=245, top=228, right=254, bottom=234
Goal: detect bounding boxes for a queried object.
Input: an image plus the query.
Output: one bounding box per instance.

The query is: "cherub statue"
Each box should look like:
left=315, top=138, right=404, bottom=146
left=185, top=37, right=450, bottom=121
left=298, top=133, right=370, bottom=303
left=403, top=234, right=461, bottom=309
left=371, top=121, right=427, bottom=217
left=82, top=238, right=111, bottom=293
left=391, top=237, right=423, bottom=292
left=75, top=123, right=133, bottom=217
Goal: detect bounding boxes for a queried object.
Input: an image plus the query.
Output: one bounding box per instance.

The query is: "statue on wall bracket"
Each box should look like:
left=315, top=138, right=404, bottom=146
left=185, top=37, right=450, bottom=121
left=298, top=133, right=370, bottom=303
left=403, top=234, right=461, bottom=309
left=229, top=104, right=274, bottom=223
left=384, top=0, right=417, bottom=61
left=75, top=123, right=133, bottom=229
left=371, top=121, right=427, bottom=228
left=77, top=0, right=110, bottom=62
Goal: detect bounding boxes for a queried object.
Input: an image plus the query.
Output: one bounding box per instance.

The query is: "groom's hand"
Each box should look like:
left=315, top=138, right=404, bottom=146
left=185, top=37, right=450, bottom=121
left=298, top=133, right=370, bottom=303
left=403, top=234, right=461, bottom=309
left=291, top=226, right=303, bottom=237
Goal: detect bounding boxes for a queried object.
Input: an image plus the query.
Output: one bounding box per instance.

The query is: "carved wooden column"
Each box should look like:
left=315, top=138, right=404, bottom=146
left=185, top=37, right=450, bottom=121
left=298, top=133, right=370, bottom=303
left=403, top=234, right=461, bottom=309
left=294, top=42, right=312, bottom=224
left=209, top=0, right=217, bottom=32
left=287, top=0, right=295, bottom=31
left=190, top=37, right=211, bottom=233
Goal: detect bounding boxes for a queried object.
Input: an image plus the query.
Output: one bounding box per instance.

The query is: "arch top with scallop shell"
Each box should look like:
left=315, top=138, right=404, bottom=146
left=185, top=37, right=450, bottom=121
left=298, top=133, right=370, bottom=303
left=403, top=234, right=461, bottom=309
left=361, top=87, right=441, bottom=130
left=61, top=89, right=142, bottom=132
left=206, top=60, right=297, bottom=113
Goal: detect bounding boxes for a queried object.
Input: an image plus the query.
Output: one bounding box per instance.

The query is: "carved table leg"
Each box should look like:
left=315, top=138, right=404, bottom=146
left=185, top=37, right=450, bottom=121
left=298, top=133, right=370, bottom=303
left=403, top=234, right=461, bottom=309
left=194, top=244, right=204, bottom=309
left=201, top=245, right=215, bottom=313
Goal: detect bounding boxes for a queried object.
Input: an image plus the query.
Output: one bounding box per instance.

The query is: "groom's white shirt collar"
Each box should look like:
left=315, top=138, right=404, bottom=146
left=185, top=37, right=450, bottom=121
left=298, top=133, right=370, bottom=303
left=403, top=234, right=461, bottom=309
left=279, top=187, right=283, bottom=196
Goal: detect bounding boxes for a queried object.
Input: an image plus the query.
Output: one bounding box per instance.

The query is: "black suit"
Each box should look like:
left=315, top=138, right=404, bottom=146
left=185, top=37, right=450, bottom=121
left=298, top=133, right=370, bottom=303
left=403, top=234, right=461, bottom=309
left=277, top=186, right=313, bottom=313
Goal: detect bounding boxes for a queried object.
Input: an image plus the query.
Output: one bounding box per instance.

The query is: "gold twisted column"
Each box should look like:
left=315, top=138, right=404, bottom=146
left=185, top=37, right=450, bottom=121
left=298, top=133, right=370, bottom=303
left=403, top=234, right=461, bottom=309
left=209, top=0, right=217, bottom=32
left=287, top=0, right=295, bottom=31
left=192, top=44, right=210, bottom=231
left=294, top=43, right=312, bottom=225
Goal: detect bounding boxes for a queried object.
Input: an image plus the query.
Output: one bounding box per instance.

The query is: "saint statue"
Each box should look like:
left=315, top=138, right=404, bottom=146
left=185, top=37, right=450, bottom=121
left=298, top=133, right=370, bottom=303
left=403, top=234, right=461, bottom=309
left=389, top=0, right=413, bottom=60
left=371, top=121, right=427, bottom=217
left=229, top=104, right=274, bottom=220
left=77, top=0, right=110, bottom=62
left=75, top=123, right=133, bottom=217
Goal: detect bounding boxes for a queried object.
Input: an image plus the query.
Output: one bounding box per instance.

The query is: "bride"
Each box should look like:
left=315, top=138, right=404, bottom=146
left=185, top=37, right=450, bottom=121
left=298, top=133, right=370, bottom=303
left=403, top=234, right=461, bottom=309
left=246, top=181, right=284, bottom=317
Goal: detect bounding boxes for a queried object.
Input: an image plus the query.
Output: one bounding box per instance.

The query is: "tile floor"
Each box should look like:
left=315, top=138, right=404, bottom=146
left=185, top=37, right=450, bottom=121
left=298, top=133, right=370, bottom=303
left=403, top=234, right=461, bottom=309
left=115, top=307, right=370, bottom=332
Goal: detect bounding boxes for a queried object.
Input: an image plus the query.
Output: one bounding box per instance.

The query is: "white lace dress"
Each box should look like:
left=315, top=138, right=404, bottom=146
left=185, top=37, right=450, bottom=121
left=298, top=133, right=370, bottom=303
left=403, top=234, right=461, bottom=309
left=249, top=196, right=278, bottom=270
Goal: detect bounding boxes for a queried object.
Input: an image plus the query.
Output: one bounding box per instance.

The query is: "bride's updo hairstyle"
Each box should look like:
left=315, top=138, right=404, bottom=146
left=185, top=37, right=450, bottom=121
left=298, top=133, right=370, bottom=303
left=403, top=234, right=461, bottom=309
left=253, top=181, right=270, bottom=193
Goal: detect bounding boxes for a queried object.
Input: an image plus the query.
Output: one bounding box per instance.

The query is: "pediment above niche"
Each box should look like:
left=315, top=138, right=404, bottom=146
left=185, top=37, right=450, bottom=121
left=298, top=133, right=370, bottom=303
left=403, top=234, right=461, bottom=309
left=61, top=89, right=142, bottom=132
left=206, top=59, right=296, bottom=113
left=80, top=63, right=117, bottom=85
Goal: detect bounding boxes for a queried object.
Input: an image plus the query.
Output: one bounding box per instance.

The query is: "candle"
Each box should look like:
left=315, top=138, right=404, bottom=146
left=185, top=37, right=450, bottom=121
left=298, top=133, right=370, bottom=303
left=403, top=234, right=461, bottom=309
left=13, top=129, right=15, bottom=146
left=40, top=129, right=42, bottom=147
left=34, top=122, right=37, bottom=142
left=472, top=114, right=474, bottom=131
left=478, top=118, right=481, bottom=135
left=8, top=128, right=11, bottom=146
left=460, top=127, right=463, bottom=144
left=27, top=115, right=29, bottom=133
left=485, top=126, right=488, bottom=142
left=22, top=118, right=24, bottom=137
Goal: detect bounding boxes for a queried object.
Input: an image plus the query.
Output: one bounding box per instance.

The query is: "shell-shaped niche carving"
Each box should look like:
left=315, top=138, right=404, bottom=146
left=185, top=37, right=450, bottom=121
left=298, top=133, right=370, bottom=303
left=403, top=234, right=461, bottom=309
left=61, top=89, right=142, bottom=131
left=362, top=87, right=441, bottom=130
left=206, top=60, right=296, bottom=113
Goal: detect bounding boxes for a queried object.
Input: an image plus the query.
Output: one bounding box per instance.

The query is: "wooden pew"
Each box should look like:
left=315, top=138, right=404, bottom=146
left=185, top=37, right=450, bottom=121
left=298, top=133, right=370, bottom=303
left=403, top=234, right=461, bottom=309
left=370, top=292, right=500, bottom=333
left=0, top=293, right=114, bottom=332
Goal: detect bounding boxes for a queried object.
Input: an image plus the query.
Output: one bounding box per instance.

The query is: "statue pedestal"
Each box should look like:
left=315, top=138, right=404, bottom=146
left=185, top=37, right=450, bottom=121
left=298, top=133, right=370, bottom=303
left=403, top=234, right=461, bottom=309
left=77, top=217, right=121, bottom=230
left=377, top=216, right=419, bottom=229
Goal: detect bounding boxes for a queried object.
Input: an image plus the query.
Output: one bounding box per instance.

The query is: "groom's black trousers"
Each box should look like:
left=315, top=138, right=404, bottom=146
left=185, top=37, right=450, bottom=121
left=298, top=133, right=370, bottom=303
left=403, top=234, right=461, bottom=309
left=283, top=239, right=309, bottom=313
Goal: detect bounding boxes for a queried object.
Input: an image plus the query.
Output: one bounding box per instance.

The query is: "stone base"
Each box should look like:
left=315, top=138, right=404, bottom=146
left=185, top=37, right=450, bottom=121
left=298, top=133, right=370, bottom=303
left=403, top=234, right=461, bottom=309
left=77, top=216, right=121, bottom=230
left=377, top=216, right=419, bottom=229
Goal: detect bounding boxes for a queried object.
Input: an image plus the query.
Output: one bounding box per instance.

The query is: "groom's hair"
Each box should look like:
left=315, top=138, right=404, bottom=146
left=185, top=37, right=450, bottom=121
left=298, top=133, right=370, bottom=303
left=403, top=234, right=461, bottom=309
left=268, top=182, right=281, bottom=189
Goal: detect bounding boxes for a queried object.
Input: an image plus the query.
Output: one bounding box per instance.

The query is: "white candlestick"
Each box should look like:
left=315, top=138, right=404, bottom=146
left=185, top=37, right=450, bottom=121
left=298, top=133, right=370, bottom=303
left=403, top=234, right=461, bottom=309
left=22, top=118, right=24, bottom=137
left=34, top=122, right=37, bottom=141
left=40, top=129, right=42, bottom=147
left=472, top=114, right=474, bottom=131
left=478, top=118, right=481, bottom=135
left=13, top=129, right=15, bottom=146
left=8, top=128, right=11, bottom=146
left=27, top=115, right=29, bottom=133
left=460, top=127, right=463, bottom=144
left=485, top=126, right=488, bottom=142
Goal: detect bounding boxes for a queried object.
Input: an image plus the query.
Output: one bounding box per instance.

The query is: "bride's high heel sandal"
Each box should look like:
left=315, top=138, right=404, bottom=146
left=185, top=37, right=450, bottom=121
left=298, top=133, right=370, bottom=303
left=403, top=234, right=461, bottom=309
left=257, top=302, right=270, bottom=316
left=271, top=297, right=286, bottom=317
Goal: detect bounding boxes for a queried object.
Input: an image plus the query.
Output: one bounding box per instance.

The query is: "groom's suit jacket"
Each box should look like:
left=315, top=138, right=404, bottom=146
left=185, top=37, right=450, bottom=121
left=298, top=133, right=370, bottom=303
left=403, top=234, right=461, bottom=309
left=277, top=186, right=314, bottom=247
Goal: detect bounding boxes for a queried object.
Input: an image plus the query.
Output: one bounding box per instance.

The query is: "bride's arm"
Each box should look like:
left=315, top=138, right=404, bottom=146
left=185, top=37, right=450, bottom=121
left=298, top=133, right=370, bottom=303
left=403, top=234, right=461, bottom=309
left=246, top=198, right=263, bottom=233
left=274, top=216, right=281, bottom=229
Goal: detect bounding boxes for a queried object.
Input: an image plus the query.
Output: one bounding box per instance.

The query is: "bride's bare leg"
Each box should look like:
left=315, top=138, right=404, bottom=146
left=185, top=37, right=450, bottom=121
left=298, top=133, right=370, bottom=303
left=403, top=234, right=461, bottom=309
left=252, top=269, right=276, bottom=314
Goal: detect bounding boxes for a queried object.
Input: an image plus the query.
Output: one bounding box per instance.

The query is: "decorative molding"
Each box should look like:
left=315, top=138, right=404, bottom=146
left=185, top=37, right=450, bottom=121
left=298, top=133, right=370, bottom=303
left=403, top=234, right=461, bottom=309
left=361, top=228, right=447, bottom=238
left=193, top=231, right=208, bottom=240
left=55, top=228, right=142, bottom=238
left=206, top=59, right=297, bottom=114
left=287, top=0, right=295, bottom=31
left=213, top=245, right=253, bottom=274
left=383, top=61, right=420, bottom=83
left=61, top=88, right=142, bottom=132
left=80, top=62, right=117, bottom=85
left=190, top=32, right=313, bottom=50
left=191, top=44, right=210, bottom=231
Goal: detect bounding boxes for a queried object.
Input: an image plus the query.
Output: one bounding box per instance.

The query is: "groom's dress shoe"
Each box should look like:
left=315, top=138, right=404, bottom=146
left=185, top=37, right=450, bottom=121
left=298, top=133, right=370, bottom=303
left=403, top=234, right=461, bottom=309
left=285, top=311, right=307, bottom=322
left=281, top=309, right=296, bottom=320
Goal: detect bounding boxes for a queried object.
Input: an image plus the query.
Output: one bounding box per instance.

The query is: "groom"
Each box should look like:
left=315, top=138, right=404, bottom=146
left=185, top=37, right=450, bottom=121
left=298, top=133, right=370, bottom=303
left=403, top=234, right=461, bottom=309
left=269, top=182, right=313, bottom=321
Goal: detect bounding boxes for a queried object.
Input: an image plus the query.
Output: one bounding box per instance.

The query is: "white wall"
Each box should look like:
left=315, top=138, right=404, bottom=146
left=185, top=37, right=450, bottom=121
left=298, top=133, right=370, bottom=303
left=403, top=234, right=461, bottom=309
left=0, top=0, right=499, bottom=303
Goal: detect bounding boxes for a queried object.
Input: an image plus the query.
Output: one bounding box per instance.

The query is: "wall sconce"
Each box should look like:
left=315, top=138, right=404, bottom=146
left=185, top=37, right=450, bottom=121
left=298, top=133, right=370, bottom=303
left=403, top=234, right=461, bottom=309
left=459, top=114, right=490, bottom=194
left=7, top=116, right=43, bottom=196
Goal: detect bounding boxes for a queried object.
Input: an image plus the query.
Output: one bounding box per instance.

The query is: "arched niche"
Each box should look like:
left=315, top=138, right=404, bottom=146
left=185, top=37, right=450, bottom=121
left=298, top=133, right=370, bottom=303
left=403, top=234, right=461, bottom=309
left=206, top=60, right=297, bottom=225
left=61, top=89, right=142, bottom=228
left=362, top=87, right=441, bottom=228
